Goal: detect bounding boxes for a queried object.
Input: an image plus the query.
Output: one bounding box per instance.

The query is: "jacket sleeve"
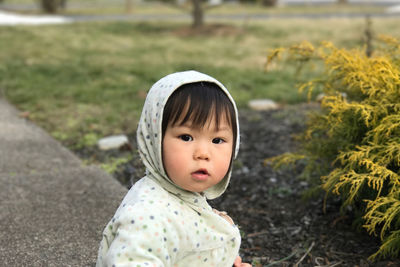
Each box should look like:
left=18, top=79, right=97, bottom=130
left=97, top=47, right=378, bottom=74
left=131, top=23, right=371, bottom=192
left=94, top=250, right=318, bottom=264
left=99, top=204, right=183, bottom=267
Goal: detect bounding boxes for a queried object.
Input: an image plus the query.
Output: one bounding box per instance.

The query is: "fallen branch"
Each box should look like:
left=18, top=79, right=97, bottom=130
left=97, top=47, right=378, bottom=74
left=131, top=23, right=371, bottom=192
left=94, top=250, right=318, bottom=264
left=264, top=251, right=297, bottom=267
left=314, top=257, right=342, bottom=267
left=294, top=241, right=315, bottom=267
left=247, top=231, right=269, bottom=238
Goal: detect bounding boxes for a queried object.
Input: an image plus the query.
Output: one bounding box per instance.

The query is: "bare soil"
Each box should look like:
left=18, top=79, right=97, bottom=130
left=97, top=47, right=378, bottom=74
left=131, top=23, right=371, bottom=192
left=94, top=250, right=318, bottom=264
left=172, top=24, right=245, bottom=37
left=74, top=103, right=397, bottom=266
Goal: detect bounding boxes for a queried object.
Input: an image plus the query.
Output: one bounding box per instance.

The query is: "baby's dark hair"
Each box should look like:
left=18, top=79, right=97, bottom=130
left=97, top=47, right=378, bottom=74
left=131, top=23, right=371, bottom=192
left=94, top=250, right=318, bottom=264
left=162, top=82, right=237, bottom=145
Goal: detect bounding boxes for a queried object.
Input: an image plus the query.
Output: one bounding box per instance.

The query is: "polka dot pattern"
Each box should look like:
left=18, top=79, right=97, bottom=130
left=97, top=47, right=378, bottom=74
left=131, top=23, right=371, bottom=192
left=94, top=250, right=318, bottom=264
left=97, top=178, right=241, bottom=266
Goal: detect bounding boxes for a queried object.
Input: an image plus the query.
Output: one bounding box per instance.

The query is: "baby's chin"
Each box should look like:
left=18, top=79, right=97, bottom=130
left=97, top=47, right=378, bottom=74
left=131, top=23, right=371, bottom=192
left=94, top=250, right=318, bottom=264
left=179, top=185, right=210, bottom=194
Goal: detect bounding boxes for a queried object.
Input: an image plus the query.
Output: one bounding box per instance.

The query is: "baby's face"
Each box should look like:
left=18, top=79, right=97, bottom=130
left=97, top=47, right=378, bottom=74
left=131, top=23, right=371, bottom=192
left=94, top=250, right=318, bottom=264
left=162, top=114, right=233, bottom=193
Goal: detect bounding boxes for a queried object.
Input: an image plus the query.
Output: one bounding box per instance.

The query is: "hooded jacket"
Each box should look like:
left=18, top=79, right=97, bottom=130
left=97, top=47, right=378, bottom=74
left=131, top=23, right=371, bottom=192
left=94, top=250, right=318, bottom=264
left=96, top=70, right=241, bottom=267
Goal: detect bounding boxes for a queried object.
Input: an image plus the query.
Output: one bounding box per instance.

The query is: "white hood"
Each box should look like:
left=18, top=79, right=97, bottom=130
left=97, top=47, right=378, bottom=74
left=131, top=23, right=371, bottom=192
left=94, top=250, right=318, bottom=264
left=136, top=70, right=240, bottom=203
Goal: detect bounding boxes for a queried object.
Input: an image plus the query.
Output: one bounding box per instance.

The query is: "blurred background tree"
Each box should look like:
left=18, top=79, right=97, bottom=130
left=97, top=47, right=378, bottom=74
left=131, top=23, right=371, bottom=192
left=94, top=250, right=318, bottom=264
left=259, top=0, right=277, bottom=7
left=192, top=0, right=204, bottom=28
left=39, top=0, right=66, bottom=13
left=31, top=0, right=280, bottom=26
left=126, top=0, right=133, bottom=13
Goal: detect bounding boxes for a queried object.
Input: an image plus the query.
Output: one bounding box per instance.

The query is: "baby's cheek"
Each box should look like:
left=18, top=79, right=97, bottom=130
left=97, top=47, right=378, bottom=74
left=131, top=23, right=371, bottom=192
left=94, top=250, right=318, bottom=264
left=216, top=159, right=231, bottom=180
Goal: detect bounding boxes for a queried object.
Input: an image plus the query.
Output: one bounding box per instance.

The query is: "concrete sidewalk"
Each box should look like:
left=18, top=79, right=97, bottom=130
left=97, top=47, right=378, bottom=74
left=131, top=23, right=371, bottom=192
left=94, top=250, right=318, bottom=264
left=0, top=98, right=127, bottom=266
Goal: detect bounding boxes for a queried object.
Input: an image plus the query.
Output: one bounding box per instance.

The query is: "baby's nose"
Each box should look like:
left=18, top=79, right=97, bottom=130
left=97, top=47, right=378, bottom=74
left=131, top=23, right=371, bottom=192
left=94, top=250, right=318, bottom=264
left=193, top=146, right=210, bottom=161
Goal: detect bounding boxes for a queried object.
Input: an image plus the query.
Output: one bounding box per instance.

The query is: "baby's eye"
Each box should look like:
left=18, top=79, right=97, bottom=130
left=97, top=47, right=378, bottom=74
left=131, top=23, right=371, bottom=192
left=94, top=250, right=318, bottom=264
left=179, top=135, right=193, bottom=142
left=212, top=138, right=225, bottom=144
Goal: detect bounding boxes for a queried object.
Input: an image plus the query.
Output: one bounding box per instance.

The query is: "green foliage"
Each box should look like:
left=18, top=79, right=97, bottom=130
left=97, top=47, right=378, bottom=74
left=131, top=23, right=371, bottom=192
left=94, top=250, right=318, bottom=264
left=100, top=156, right=132, bottom=174
left=266, top=36, right=400, bottom=260
left=77, top=133, right=99, bottom=149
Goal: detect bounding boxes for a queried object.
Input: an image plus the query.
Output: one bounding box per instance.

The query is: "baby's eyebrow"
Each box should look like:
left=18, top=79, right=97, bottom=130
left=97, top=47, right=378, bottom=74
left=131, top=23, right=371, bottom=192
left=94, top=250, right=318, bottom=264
left=217, top=126, right=231, bottom=131
left=214, top=126, right=232, bottom=133
left=173, top=123, right=232, bottom=133
left=174, top=124, right=193, bottom=129
left=170, top=125, right=195, bottom=132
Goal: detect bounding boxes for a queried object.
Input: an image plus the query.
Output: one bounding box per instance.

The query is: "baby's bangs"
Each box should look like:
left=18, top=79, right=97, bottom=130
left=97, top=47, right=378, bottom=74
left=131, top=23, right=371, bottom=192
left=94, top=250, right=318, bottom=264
left=182, top=97, right=232, bottom=130
left=162, top=82, right=236, bottom=137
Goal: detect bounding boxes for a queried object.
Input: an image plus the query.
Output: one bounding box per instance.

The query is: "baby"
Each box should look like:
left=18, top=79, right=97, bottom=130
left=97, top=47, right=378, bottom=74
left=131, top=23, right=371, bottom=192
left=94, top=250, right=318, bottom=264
left=97, top=71, right=251, bottom=267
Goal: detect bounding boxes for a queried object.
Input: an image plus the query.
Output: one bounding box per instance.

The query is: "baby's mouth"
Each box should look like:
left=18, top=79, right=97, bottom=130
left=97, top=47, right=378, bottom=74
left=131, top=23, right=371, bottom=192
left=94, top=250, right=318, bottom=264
left=193, top=169, right=209, bottom=175
left=191, top=169, right=209, bottom=180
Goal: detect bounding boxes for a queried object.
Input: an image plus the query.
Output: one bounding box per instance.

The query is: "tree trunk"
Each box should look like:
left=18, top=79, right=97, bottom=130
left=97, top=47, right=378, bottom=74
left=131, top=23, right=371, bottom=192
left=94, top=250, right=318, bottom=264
left=365, top=16, right=373, bottom=57
left=260, top=0, right=277, bottom=7
left=40, top=0, right=64, bottom=13
left=192, top=0, right=203, bottom=28
left=126, top=0, right=133, bottom=14
left=60, top=0, right=67, bottom=9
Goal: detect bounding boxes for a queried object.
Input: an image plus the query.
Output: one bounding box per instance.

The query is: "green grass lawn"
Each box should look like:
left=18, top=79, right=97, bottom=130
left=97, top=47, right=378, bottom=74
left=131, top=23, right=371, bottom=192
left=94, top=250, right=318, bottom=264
left=1, top=0, right=388, bottom=15
left=1, top=16, right=400, bottom=148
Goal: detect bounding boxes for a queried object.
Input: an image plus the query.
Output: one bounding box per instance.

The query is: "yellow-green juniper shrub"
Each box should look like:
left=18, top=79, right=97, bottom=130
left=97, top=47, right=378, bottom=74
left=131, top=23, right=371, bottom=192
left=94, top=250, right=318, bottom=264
left=266, top=36, right=400, bottom=260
